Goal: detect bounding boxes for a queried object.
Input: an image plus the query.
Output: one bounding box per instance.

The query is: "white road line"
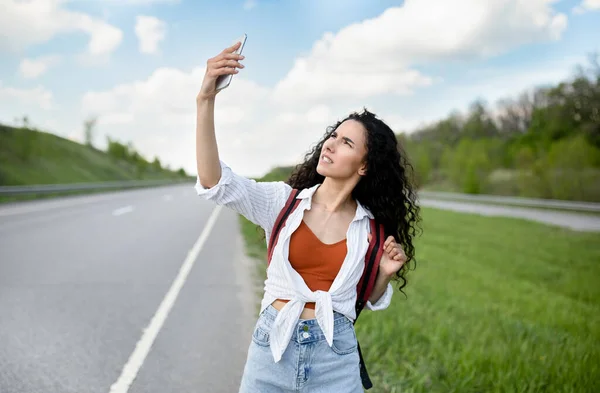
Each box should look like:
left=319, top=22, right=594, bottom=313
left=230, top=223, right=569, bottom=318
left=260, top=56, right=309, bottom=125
left=108, top=204, right=223, bottom=393
left=163, top=194, right=173, bottom=201
left=112, top=206, right=134, bottom=216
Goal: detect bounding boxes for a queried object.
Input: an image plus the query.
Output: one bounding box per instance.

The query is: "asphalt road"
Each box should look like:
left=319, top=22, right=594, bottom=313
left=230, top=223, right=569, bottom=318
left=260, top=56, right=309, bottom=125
left=0, top=185, right=256, bottom=393
left=419, top=198, right=600, bottom=231
left=1, top=186, right=598, bottom=393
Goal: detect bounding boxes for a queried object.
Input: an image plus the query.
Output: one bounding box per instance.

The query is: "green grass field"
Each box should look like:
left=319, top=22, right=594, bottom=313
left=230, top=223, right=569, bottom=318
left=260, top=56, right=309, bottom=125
left=238, top=208, right=600, bottom=393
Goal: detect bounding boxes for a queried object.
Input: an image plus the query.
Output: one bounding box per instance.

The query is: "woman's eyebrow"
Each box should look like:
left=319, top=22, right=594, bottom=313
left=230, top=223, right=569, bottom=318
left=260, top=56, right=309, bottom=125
left=343, top=136, right=355, bottom=145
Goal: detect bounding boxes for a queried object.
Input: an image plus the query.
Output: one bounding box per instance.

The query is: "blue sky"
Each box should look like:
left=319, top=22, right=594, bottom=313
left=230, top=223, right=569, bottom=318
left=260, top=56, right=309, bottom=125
left=1, top=0, right=599, bottom=177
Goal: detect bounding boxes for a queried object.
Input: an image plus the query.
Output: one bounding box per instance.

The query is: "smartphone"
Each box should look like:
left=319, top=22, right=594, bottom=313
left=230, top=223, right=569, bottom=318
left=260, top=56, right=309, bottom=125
left=215, top=33, right=247, bottom=91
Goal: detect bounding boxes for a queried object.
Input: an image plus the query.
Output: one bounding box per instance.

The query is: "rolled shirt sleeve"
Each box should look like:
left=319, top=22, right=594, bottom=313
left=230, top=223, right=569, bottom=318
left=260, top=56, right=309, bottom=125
left=365, top=282, right=393, bottom=311
left=194, top=160, right=234, bottom=199
left=194, top=160, right=292, bottom=234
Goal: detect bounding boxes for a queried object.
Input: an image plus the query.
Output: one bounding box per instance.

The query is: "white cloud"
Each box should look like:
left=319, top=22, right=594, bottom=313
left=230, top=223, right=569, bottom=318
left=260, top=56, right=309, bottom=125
left=0, top=83, right=54, bottom=110
left=78, top=63, right=436, bottom=177
left=573, top=0, right=600, bottom=13
left=81, top=67, right=276, bottom=174
left=372, top=112, right=423, bottom=134
left=19, top=55, right=61, bottom=79
left=78, top=0, right=575, bottom=177
left=243, top=0, right=257, bottom=10
left=71, top=57, right=579, bottom=178
left=87, top=21, right=122, bottom=56
left=273, top=0, right=567, bottom=104
left=26, top=0, right=574, bottom=179
left=79, top=65, right=345, bottom=176
left=0, top=0, right=123, bottom=56
left=135, top=15, right=167, bottom=54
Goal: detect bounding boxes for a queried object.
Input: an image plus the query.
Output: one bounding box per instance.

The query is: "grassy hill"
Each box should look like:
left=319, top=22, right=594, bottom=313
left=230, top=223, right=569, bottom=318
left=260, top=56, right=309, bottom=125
left=0, top=124, right=192, bottom=200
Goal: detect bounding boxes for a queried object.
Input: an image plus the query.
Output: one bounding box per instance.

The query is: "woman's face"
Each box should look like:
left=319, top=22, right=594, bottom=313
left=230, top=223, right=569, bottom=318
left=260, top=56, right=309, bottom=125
left=317, top=119, right=368, bottom=180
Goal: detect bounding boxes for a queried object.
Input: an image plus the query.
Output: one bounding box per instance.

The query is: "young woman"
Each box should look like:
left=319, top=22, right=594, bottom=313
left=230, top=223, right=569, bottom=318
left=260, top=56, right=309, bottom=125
left=195, top=42, right=421, bottom=393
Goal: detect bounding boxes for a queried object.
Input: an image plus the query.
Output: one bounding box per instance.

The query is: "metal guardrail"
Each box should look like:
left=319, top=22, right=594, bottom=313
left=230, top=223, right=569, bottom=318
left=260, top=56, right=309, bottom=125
left=418, top=191, right=600, bottom=212
left=0, top=179, right=191, bottom=196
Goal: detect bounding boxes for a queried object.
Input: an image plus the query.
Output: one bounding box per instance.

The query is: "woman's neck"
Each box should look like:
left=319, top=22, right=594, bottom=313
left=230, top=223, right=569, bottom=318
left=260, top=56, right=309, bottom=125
left=312, top=177, right=357, bottom=214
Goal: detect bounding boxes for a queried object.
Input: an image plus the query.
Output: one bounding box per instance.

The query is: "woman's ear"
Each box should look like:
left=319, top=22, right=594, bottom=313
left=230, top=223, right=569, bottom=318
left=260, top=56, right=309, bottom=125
left=358, top=162, right=367, bottom=176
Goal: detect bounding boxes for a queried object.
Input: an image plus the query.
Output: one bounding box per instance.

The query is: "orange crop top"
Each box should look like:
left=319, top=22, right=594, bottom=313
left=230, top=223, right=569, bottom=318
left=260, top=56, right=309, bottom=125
left=276, top=220, right=347, bottom=310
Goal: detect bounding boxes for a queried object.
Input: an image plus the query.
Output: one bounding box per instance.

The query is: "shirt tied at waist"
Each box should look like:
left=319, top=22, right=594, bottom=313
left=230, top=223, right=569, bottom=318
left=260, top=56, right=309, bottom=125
left=269, top=290, right=334, bottom=362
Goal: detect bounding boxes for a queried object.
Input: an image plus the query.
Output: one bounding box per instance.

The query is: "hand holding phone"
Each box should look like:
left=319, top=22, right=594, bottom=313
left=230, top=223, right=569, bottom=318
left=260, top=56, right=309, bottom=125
left=216, top=34, right=247, bottom=91
left=197, top=34, right=247, bottom=100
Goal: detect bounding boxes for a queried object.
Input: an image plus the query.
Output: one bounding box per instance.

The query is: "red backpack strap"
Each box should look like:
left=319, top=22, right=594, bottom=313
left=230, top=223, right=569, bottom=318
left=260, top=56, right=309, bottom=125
left=354, top=218, right=385, bottom=319
left=354, top=217, right=385, bottom=390
left=267, top=188, right=301, bottom=265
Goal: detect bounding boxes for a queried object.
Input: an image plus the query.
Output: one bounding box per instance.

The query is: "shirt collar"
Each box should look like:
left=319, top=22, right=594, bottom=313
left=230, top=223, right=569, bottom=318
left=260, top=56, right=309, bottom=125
left=295, top=184, right=374, bottom=220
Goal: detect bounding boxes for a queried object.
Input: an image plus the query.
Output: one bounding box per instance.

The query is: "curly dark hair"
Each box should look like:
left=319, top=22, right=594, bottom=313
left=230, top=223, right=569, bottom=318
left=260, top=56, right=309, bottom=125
left=286, top=108, right=422, bottom=295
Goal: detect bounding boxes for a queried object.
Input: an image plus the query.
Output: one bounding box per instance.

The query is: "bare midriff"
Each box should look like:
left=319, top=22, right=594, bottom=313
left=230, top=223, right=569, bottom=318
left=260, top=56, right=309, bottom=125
left=271, top=220, right=347, bottom=320
left=271, top=299, right=317, bottom=319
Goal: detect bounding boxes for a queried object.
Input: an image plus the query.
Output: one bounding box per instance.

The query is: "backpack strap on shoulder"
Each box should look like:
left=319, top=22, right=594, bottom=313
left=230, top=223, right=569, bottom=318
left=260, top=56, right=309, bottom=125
left=267, top=188, right=301, bottom=265
left=354, top=217, right=385, bottom=391
left=354, top=217, right=385, bottom=320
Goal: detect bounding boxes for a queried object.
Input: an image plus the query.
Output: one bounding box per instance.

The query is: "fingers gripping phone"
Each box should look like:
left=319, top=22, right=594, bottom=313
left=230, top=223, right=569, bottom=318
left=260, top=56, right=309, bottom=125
left=216, top=34, right=247, bottom=91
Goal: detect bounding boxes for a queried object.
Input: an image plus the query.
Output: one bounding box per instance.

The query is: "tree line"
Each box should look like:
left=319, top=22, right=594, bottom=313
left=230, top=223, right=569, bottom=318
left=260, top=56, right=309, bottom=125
left=399, top=54, right=600, bottom=202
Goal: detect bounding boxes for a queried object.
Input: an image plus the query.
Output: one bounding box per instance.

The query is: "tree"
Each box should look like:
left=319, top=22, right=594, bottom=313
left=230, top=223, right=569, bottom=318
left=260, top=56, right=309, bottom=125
left=152, top=157, right=162, bottom=171
left=106, top=136, right=129, bottom=161
left=462, top=100, right=499, bottom=139
left=442, top=139, right=493, bottom=194
left=496, top=90, right=536, bottom=136
left=84, top=116, right=97, bottom=147
left=544, top=135, right=600, bottom=200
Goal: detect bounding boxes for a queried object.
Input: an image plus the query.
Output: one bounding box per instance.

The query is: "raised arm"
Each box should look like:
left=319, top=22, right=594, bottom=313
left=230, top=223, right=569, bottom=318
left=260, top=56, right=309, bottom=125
left=195, top=41, right=244, bottom=187
left=194, top=41, right=291, bottom=235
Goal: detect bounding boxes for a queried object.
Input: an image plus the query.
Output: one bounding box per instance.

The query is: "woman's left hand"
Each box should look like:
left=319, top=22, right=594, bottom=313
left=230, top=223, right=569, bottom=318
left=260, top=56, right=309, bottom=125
left=368, top=234, right=407, bottom=277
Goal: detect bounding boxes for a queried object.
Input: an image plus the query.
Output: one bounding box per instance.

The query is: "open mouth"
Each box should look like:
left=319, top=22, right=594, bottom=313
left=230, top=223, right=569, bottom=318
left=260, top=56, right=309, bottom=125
left=321, top=155, right=333, bottom=164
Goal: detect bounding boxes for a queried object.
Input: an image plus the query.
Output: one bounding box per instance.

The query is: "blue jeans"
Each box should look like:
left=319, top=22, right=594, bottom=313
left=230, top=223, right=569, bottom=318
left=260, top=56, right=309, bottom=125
left=238, top=304, right=364, bottom=392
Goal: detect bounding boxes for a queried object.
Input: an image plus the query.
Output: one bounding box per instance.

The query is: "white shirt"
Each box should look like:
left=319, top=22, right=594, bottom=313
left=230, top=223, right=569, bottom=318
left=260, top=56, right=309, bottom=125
left=195, top=160, right=394, bottom=362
